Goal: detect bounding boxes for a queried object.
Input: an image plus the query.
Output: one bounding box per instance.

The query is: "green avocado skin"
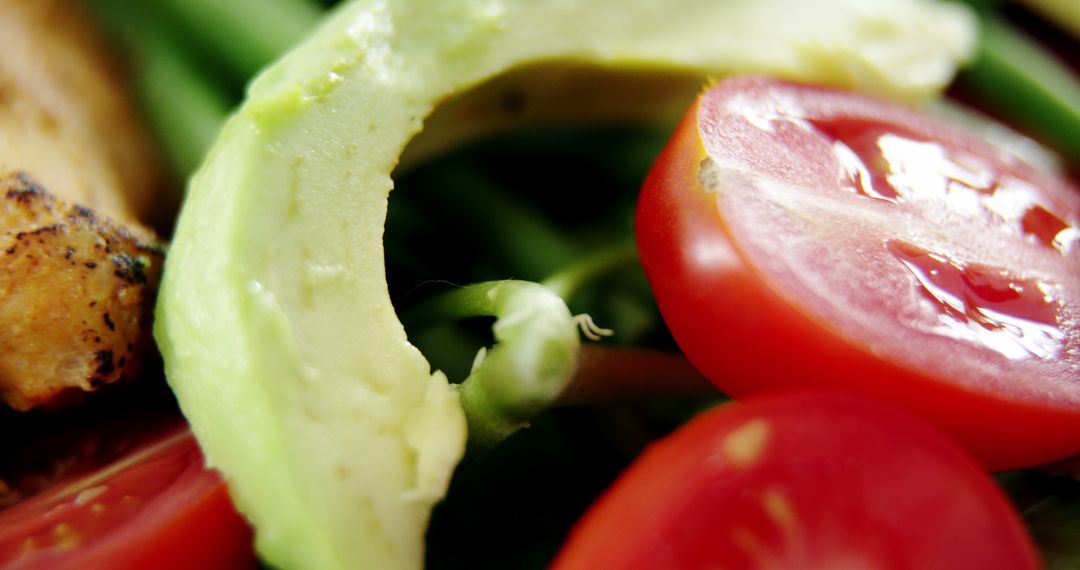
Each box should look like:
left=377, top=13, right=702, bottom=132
left=153, top=0, right=975, bottom=569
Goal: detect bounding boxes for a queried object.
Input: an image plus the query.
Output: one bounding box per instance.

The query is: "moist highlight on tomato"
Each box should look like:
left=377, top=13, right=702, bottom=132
left=635, top=76, right=1080, bottom=470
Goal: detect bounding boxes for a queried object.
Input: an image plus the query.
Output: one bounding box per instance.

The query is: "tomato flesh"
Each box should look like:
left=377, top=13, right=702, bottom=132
left=553, top=392, right=1040, bottom=570
left=0, top=421, right=255, bottom=570
left=636, top=77, right=1080, bottom=469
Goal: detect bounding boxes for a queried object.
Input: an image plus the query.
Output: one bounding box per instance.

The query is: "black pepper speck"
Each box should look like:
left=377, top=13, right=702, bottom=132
left=94, top=350, right=114, bottom=376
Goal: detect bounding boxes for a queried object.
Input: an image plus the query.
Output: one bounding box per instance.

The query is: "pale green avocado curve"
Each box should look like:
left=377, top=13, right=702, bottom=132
left=154, top=0, right=975, bottom=568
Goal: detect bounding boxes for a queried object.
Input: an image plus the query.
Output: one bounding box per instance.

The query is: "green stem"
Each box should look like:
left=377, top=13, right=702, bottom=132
left=542, top=241, right=638, bottom=299
left=1018, top=0, right=1080, bottom=40
left=86, top=0, right=232, bottom=180
left=428, top=164, right=582, bottom=281
left=954, top=14, right=1080, bottom=164
left=406, top=281, right=581, bottom=452
left=152, top=0, right=324, bottom=80
left=136, top=40, right=232, bottom=181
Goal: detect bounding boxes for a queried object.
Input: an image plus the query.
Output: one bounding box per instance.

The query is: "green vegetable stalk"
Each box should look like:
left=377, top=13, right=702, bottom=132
left=85, top=0, right=232, bottom=181
left=408, top=281, right=581, bottom=451
left=151, top=0, right=324, bottom=80
left=954, top=14, right=1080, bottom=164
left=86, top=0, right=326, bottom=182
left=403, top=242, right=639, bottom=452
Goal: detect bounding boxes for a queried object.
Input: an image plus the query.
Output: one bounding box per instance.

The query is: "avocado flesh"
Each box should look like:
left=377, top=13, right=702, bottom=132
left=154, top=0, right=975, bottom=569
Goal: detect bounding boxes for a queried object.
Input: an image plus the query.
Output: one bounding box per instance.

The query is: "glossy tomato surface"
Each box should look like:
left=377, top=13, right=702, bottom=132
left=553, top=392, right=1040, bottom=570
left=636, top=76, right=1080, bottom=470
left=0, top=420, right=254, bottom=570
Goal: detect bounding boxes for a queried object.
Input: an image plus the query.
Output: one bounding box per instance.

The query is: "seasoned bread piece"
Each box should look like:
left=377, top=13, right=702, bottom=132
left=0, top=1, right=170, bottom=410
left=0, top=174, right=163, bottom=410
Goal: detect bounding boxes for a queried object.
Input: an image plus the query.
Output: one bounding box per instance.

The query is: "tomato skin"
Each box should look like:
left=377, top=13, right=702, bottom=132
left=0, top=424, right=255, bottom=570
left=553, top=392, right=1040, bottom=570
left=636, top=77, right=1080, bottom=470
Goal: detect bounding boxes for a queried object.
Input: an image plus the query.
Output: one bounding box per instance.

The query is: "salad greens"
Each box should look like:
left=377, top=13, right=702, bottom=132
left=85, top=0, right=1080, bottom=568
left=954, top=3, right=1080, bottom=163
left=1018, top=0, right=1080, bottom=39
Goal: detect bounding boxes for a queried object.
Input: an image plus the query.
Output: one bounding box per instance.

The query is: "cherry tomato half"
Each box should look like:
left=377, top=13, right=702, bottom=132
left=636, top=76, right=1080, bottom=470
left=553, top=392, right=1039, bottom=570
left=0, top=420, right=255, bottom=570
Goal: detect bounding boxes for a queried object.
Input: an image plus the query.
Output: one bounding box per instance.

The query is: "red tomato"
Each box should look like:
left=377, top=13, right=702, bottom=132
left=0, top=421, right=255, bottom=570
left=553, top=392, right=1040, bottom=570
left=635, top=76, right=1080, bottom=470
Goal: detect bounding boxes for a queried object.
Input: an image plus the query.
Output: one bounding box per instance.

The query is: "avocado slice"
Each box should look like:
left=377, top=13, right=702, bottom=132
left=154, top=0, right=976, bottom=568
